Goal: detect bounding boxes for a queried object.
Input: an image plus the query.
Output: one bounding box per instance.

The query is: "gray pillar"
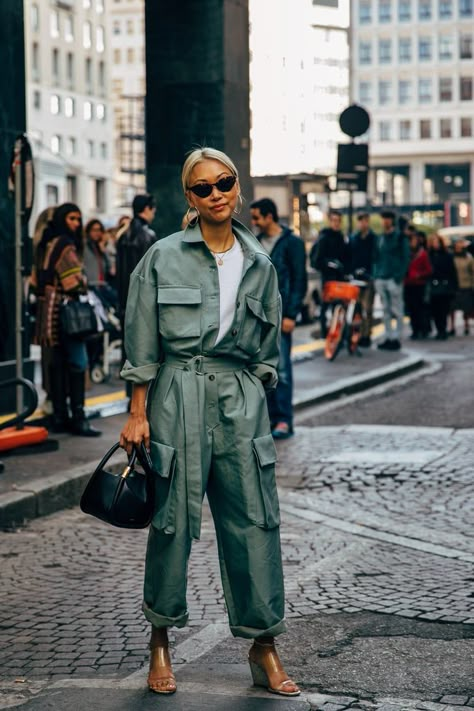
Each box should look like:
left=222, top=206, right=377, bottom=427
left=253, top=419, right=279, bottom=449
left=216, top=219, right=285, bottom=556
left=0, top=1, right=26, bottom=364
left=145, top=0, right=251, bottom=237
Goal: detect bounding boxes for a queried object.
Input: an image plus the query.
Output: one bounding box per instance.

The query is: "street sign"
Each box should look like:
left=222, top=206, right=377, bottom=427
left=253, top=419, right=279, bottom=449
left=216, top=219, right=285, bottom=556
left=336, top=143, right=368, bottom=192
left=339, top=104, right=370, bottom=139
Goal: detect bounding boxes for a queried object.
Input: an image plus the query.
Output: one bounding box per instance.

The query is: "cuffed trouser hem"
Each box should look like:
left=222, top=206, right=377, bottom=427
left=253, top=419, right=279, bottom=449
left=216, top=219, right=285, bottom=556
left=229, top=618, right=287, bottom=639
left=142, top=601, right=189, bottom=629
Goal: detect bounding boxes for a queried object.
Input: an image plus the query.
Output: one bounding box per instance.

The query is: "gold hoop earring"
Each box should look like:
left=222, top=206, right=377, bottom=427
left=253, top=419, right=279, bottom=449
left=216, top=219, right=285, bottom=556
left=186, top=206, right=200, bottom=227
left=233, top=193, right=243, bottom=215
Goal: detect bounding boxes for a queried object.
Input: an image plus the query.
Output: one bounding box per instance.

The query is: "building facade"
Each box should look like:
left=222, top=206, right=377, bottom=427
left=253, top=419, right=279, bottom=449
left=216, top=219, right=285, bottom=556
left=352, top=0, right=474, bottom=224
left=24, top=0, right=114, bottom=223
left=109, top=0, right=146, bottom=211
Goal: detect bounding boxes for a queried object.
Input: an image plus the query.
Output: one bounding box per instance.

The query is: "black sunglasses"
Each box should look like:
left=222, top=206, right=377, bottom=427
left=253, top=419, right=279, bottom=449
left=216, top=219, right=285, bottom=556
left=188, top=175, right=237, bottom=198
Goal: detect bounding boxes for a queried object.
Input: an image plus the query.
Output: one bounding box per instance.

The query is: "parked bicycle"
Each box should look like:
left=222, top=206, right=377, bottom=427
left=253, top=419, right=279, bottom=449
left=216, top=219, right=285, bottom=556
left=323, top=278, right=368, bottom=361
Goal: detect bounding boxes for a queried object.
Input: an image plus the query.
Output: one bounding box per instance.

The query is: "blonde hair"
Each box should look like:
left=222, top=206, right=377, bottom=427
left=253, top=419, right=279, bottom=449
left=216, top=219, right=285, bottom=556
left=181, top=147, right=239, bottom=193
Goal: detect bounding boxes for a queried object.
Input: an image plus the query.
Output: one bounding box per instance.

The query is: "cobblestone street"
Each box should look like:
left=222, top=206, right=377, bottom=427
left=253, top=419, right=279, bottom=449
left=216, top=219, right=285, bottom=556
left=1, top=425, right=473, bottom=709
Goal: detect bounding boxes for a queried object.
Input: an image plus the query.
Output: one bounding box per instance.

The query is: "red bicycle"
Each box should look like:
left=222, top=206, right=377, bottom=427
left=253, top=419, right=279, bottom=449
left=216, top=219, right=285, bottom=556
left=323, top=279, right=367, bottom=361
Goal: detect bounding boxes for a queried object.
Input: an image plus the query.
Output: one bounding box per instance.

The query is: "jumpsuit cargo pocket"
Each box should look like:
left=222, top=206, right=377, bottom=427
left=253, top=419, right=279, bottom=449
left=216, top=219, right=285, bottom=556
left=149, top=440, right=177, bottom=533
left=157, top=286, right=201, bottom=340
left=236, top=295, right=268, bottom=356
left=251, top=434, right=280, bottom=529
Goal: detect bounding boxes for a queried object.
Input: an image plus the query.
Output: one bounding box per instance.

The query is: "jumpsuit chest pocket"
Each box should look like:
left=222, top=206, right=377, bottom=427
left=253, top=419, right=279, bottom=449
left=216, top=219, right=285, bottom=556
left=149, top=439, right=177, bottom=533
left=236, top=295, right=269, bottom=355
left=157, top=286, right=202, bottom=340
left=251, top=434, right=280, bottom=529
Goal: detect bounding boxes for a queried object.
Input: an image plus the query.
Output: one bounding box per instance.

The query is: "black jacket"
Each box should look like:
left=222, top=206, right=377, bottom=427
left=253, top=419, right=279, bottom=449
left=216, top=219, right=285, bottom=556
left=428, top=249, right=458, bottom=292
left=310, top=227, right=350, bottom=281
left=257, top=227, right=307, bottom=321
left=350, top=229, right=377, bottom=277
left=116, top=217, right=157, bottom=316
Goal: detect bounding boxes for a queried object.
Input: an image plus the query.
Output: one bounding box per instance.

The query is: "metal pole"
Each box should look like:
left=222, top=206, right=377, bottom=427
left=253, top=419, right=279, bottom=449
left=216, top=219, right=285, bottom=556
left=14, top=152, right=24, bottom=420
left=348, top=189, right=353, bottom=237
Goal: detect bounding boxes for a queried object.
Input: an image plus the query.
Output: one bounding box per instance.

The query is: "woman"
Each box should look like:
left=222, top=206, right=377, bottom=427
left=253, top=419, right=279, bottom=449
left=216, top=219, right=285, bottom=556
left=427, top=234, right=458, bottom=340
left=34, top=203, right=101, bottom=437
left=404, top=231, right=432, bottom=339
left=120, top=147, right=299, bottom=697
left=83, top=219, right=110, bottom=287
left=449, top=240, right=474, bottom=335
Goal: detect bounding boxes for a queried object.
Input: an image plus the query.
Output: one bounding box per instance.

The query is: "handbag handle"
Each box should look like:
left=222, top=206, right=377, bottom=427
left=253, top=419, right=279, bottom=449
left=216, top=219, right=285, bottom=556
left=95, top=441, right=138, bottom=479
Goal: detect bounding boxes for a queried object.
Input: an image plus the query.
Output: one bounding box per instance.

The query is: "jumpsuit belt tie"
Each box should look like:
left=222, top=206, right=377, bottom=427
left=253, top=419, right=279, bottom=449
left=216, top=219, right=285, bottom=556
left=162, top=354, right=246, bottom=540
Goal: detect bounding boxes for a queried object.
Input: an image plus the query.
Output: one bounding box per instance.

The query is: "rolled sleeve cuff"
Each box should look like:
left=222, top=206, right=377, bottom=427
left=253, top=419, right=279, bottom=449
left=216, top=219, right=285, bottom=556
left=120, top=359, right=160, bottom=383
left=248, top=363, right=278, bottom=391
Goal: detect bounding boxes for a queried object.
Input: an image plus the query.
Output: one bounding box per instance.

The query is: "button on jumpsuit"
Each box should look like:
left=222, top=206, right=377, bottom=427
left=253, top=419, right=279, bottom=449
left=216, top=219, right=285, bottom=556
left=121, top=219, right=286, bottom=639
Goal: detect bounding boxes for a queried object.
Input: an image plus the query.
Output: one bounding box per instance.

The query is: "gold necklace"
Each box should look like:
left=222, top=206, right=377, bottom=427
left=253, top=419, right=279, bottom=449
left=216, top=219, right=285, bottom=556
left=209, top=236, right=235, bottom=266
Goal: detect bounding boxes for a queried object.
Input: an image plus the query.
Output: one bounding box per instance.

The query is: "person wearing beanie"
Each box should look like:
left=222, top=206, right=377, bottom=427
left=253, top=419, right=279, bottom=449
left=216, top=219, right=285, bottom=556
left=32, top=203, right=101, bottom=437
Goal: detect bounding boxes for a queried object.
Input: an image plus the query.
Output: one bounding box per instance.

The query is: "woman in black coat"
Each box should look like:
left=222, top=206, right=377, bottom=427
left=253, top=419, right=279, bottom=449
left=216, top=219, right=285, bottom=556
left=428, top=234, right=458, bottom=340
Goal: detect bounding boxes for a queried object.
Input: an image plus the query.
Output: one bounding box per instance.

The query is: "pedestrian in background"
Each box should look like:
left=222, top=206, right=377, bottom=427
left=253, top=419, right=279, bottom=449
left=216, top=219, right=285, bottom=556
left=83, top=219, right=110, bottom=287
left=310, top=210, right=350, bottom=338
left=116, top=194, right=157, bottom=400
left=250, top=197, right=307, bottom=439
left=427, top=234, right=458, bottom=340
left=373, top=210, right=410, bottom=351
left=120, top=147, right=299, bottom=697
left=33, top=203, right=101, bottom=437
left=404, top=231, right=432, bottom=339
left=448, top=239, right=473, bottom=336
left=350, top=212, right=377, bottom=347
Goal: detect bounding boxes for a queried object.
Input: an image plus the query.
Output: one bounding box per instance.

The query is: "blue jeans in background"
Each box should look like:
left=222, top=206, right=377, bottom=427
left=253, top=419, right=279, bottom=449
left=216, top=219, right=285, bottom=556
left=267, top=330, right=293, bottom=429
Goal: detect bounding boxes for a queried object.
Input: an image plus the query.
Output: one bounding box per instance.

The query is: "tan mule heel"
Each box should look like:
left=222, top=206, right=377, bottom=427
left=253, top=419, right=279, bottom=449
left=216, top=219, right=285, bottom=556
left=147, top=629, right=176, bottom=695
left=248, top=639, right=300, bottom=697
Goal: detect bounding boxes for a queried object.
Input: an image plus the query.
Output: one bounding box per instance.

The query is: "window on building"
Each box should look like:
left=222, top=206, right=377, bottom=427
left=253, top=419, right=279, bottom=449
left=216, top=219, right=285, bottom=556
left=96, top=103, right=106, bottom=121
left=66, top=137, right=77, bottom=156
left=50, top=10, right=59, bottom=38
left=52, top=48, right=60, bottom=85
left=460, top=76, right=473, bottom=100
left=113, top=49, right=121, bottom=63
left=94, top=179, right=106, bottom=212
left=46, top=184, right=59, bottom=205
left=126, top=19, right=134, bottom=34
left=418, top=78, right=432, bottom=102
left=51, top=135, right=61, bottom=154
left=359, top=41, right=372, bottom=64
left=127, top=48, right=135, bottom=63
left=66, top=175, right=77, bottom=202
left=85, top=57, right=92, bottom=92
left=66, top=52, right=74, bottom=87
left=439, top=77, right=453, bottom=101
left=83, top=21, right=92, bottom=49
left=398, top=1, right=411, bottom=20
left=33, top=90, right=41, bottom=109
left=399, top=37, right=411, bottom=62
left=460, top=34, right=473, bottom=59
left=98, top=61, right=105, bottom=91
left=88, top=140, right=95, bottom=158
left=418, top=36, right=432, bottom=60
left=359, top=1, right=371, bottom=23
left=419, top=0, right=432, bottom=19
left=379, top=39, right=392, bottom=63
left=460, top=117, right=472, bottom=137
left=112, top=79, right=123, bottom=95
left=379, top=121, right=391, bottom=141
left=96, top=0, right=104, bottom=13
left=31, top=4, right=39, bottom=32
left=439, top=0, right=453, bottom=18
left=359, top=81, right=372, bottom=104
left=399, top=120, right=411, bottom=139
left=64, top=97, right=75, bottom=118
left=83, top=0, right=91, bottom=8
left=459, top=0, right=473, bottom=17
left=420, top=120, right=431, bottom=138
left=96, top=26, right=105, bottom=53
left=113, top=20, right=121, bottom=34
left=100, top=142, right=107, bottom=159
left=439, top=35, right=454, bottom=60
left=379, top=80, right=391, bottom=105
left=32, top=42, right=40, bottom=81
left=399, top=80, right=411, bottom=103
left=50, top=94, right=60, bottom=115
left=65, top=14, right=73, bottom=42
left=379, top=1, right=391, bottom=22
left=440, top=118, right=452, bottom=137
left=84, top=100, right=92, bottom=120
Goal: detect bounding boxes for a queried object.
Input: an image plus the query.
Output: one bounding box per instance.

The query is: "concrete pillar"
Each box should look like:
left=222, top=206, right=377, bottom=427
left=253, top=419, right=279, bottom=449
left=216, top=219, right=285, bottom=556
left=409, top=161, right=425, bottom=204
left=144, top=0, right=251, bottom=237
left=0, top=1, right=26, bottom=365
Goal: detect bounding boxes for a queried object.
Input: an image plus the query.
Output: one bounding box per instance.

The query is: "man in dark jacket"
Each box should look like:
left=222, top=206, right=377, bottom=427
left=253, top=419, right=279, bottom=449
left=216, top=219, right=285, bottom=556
left=116, top=193, right=157, bottom=398
left=310, top=210, right=350, bottom=337
left=350, top=212, right=377, bottom=346
left=250, top=198, right=307, bottom=439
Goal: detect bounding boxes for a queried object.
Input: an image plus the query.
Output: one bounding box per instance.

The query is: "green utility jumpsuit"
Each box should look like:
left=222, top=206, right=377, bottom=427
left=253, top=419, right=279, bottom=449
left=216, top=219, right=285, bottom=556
left=121, top=219, right=286, bottom=639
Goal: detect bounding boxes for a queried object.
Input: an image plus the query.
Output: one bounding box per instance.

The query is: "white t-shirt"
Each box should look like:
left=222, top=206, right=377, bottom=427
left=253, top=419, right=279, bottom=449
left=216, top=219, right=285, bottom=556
left=214, top=237, right=245, bottom=344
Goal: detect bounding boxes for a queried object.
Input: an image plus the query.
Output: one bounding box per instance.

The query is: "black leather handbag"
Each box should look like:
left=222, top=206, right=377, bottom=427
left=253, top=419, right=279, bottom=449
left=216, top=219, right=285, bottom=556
left=80, top=442, right=154, bottom=529
left=60, top=298, right=97, bottom=340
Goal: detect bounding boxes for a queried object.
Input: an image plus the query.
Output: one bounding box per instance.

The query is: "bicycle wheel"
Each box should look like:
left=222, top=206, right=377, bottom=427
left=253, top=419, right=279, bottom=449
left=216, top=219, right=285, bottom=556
left=324, top=303, right=346, bottom=361
left=348, top=303, right=363, bottom=354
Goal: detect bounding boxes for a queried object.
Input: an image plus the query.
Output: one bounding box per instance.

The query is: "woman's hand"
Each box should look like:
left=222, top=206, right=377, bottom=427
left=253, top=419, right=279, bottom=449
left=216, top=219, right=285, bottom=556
left=119, top=413, right=150, bottom=456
